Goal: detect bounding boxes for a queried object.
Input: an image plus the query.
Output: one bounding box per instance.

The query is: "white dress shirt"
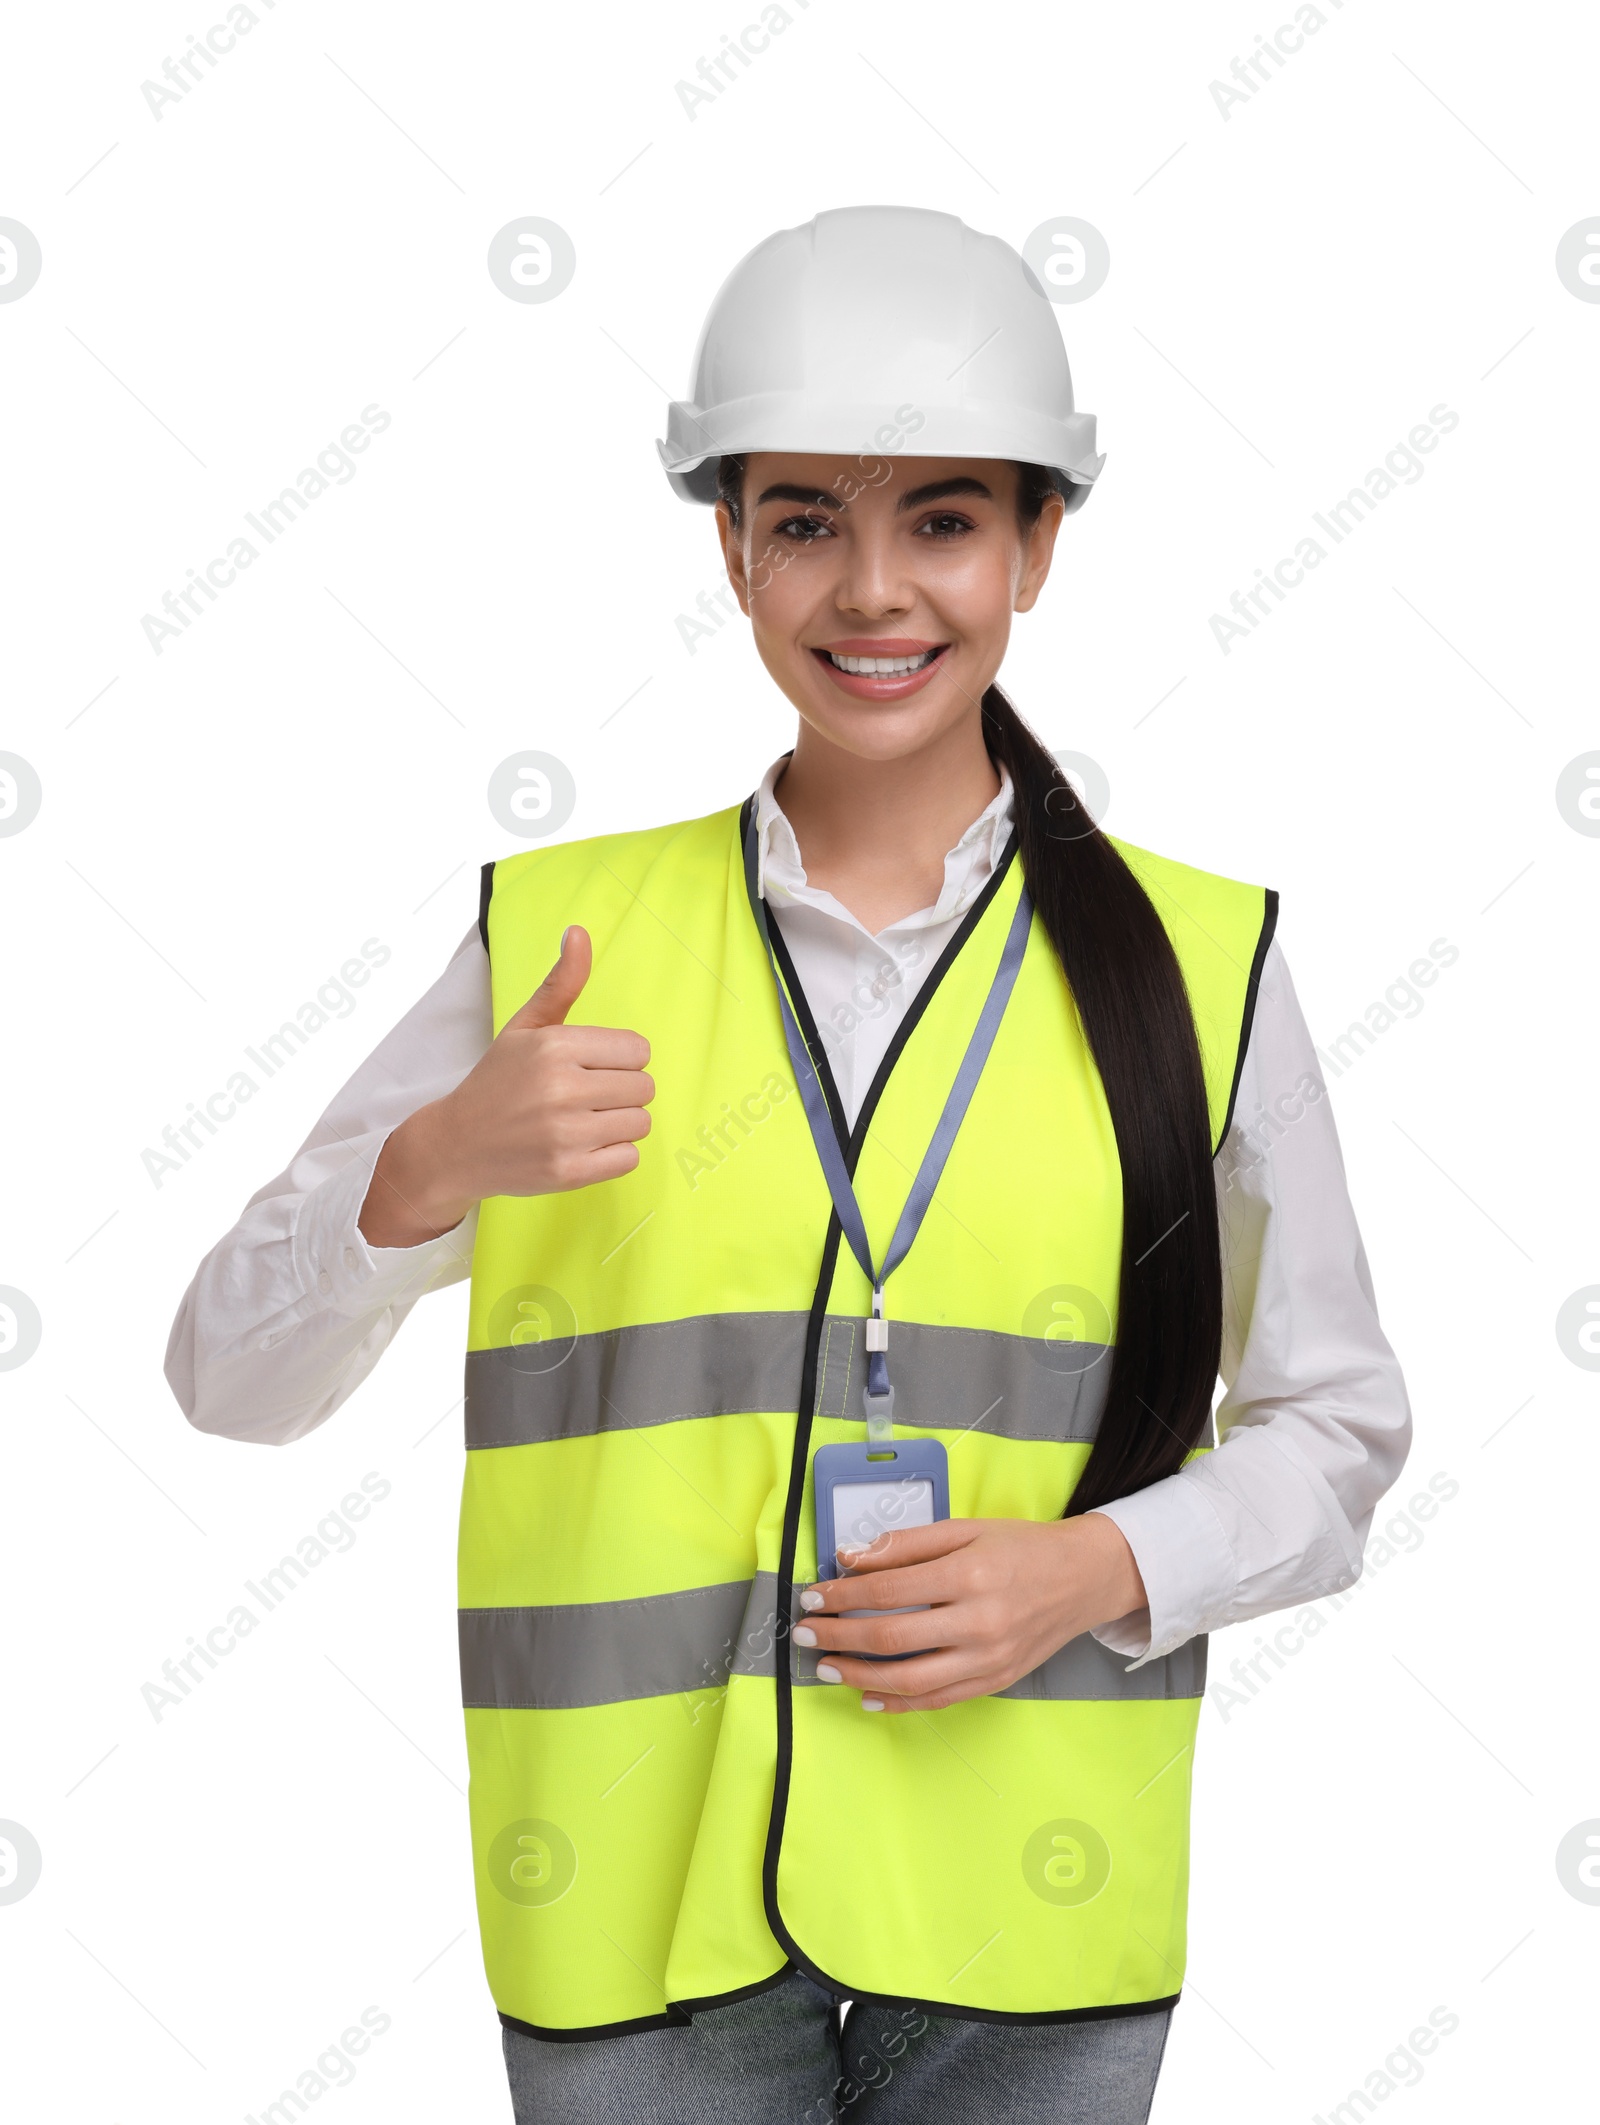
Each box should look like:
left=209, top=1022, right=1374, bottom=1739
left=165, top=759, right=1413, bottom=1669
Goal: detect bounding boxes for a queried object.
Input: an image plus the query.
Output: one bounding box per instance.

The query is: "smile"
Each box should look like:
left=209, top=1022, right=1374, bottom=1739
left=825, top=649, right=940, bottom=675
left=810, top=641, right=951, bottom=700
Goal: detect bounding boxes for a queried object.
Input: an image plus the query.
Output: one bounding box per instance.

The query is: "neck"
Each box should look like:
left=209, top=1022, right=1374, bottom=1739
left=774, top=716, right=1004, bottom=934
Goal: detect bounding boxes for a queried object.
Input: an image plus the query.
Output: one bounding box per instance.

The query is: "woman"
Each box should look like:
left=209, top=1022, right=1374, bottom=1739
left=168, top=206, right=1412, bottom=2123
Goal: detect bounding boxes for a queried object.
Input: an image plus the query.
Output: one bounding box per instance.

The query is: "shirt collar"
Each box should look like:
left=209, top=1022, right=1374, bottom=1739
left=752, top=753, right=1016, bottom=932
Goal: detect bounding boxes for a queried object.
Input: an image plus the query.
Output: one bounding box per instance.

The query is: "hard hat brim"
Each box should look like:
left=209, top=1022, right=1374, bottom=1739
left=658, top=397, right=1103, bottom=510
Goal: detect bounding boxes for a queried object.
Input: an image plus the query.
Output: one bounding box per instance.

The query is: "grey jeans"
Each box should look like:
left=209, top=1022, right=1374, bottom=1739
left=502, top=1970, right=1173, bottom=2124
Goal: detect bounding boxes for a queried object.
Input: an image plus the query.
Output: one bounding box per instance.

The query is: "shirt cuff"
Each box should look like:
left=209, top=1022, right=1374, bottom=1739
left=291, top=1136, right=474, bottom=1314
left=1087, top=1471, right=1239, bottom=1669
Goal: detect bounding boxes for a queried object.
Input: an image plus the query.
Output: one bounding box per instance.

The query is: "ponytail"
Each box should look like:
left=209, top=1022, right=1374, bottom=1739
left=982, top=682, right=1222, bottom=1517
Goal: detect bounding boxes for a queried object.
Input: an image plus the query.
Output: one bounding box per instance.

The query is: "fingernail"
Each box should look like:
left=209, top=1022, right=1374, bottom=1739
left=560, top=927, right=571, bottom=951
left=837, top=1543, right=868, bottom=1564
left=793, top=1625, right=818, bottom=1647
left=816, top=1663, right=842, bottom=1684
left=799, top=1589, right=824, bottom=1612
left=861, top=1697, right=885, bottom=1712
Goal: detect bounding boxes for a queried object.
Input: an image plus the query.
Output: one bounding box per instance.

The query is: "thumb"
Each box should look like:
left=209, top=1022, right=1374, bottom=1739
left=508, top=924, right=592, bottom=1030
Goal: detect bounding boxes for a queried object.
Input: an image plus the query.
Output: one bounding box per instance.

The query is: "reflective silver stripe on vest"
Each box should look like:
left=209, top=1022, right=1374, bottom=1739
left=465, top=1312, right=1112, bottom=1450
left=996, top=1628, right=1207, bottom=1703
left=460, top=1581, right=754, bottom=1710
left=460, top=1572, right=1202, bottom=1708
left=731, top=1572, right=1204, bottom=1701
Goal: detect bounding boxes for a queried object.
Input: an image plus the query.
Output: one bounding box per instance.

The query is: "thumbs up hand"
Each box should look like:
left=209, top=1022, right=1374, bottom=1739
left=358, top=926, right=655, bottom=1248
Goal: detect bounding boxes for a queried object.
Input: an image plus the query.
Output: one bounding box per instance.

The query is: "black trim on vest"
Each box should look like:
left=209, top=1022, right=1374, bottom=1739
left=838, top=1987, right=1181, bottom=2032
left=498, top=1962, right=797, bottom=2045
left=478, top=858, right=495, bottom=959
left=738, top=794, right=850, bottom=1155
left=500, top=2004, right=692, bottom=2043
left=1215, top=885, right=1280, bottom=1156
left=671, top=1961, right=802, bottom=2023
left=767, top=920, right=850, bottom=1155
left=739, top=805, right=1137, bottom=2030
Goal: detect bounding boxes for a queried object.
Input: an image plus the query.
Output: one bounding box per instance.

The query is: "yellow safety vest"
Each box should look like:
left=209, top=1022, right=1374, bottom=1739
left=461, top=799, right=1274, bottom=2039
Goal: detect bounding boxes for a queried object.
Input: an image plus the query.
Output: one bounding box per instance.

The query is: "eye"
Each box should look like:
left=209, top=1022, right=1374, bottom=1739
left=772, top=513, right=835, bottom=542
left=915, top=511, right=977, bottom=540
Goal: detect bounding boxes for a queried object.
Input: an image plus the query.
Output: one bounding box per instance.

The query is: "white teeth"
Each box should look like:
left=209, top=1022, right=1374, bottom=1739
left=826, top=650, right=939, bottom=675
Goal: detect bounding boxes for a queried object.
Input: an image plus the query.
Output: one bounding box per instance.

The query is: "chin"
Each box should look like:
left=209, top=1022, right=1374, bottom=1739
left=800, top=698, right=962, bottom=761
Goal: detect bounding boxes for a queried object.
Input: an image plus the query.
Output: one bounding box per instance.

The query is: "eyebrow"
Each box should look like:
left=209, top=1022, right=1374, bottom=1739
left=753, top=482, right=840, bottom=509
left=896, top=476, right=993, bottom=511
left=752, top=475, right=996, bottom=513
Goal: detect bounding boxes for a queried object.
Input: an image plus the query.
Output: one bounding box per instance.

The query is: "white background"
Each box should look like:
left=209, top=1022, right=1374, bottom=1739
left=2, top=2, right=1596, bottom=2118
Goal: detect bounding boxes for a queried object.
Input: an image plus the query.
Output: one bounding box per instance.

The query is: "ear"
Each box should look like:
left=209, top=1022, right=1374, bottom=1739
left=714, top=499, right=753, bottom=617
left=1014, top=489, right=1066, bottom=615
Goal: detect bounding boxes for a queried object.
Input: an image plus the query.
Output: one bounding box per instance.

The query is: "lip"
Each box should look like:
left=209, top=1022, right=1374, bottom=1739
left=820, top=638, right=943, bottom=655
left=809, top=639, right=952, bottom=702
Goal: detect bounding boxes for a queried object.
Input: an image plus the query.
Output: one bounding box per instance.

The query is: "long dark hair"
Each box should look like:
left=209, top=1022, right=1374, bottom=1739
left=719, top=455, right=1221, bottom=1515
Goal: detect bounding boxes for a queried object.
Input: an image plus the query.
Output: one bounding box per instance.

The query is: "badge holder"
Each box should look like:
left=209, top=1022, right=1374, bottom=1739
left=812, top=1344, right=950, bottom=1663
left=813, top=1430, right=951, bottom=1573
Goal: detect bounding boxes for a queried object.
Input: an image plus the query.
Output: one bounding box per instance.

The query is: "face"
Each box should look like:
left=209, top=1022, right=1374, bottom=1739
left=715, top=453, right=1064, bottom=765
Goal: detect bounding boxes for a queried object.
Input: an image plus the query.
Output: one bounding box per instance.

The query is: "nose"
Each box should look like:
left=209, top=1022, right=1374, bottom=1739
left=834, top=517, right=915, bottom=621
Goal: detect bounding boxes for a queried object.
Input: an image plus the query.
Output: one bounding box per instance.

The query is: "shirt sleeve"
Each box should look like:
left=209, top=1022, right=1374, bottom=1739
left=1087, top=933, right=1414, bottom=1666
left=163, top=923, right=492, bottom=1446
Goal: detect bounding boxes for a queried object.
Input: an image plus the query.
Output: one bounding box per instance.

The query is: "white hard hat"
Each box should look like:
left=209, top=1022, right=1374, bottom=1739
left=658, top=204, right=1104, bottom=513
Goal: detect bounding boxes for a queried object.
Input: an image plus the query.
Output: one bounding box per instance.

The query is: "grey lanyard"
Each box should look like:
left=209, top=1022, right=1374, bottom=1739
left=748, top=819, right=1033, bottom=1441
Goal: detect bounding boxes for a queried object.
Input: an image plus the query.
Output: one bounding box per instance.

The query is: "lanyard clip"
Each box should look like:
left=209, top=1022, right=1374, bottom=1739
left=862, top=1288, right=893, bottom=1445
